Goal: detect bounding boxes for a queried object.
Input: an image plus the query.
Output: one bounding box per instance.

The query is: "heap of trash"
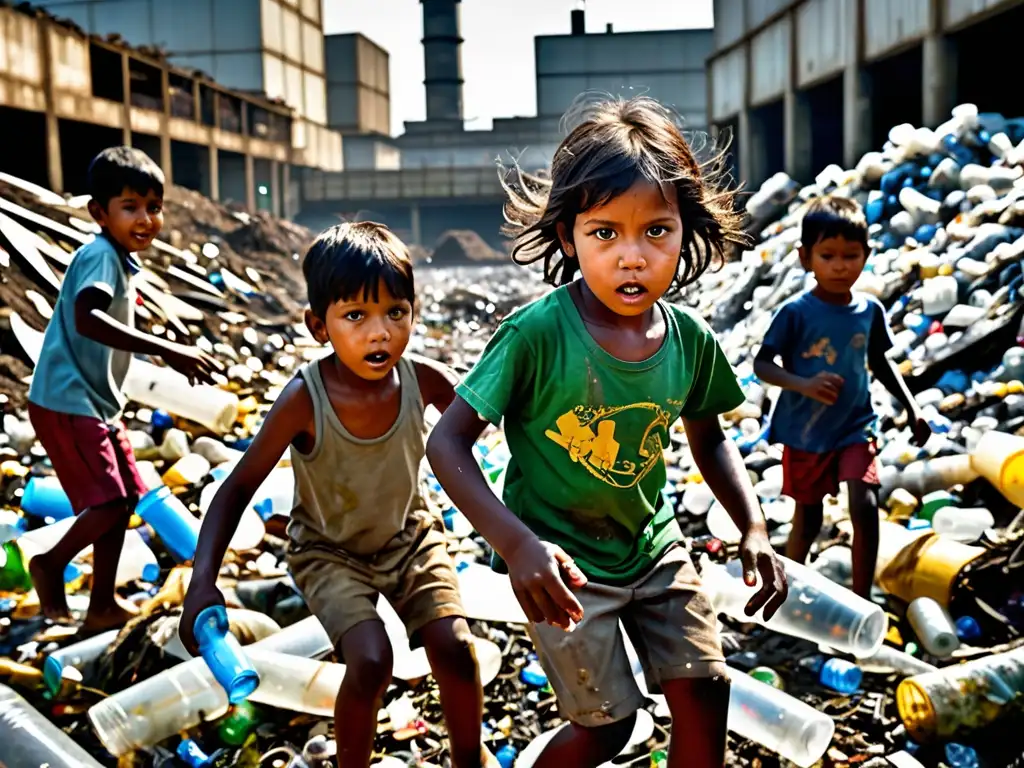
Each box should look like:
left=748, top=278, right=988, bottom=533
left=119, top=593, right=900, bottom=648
left=0, top=101, right=1022, bottom=768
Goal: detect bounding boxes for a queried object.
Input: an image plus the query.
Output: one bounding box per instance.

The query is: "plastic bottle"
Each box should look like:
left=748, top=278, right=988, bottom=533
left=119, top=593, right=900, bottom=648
left=43, top=628, right=120, bottom=693
left=726, top=667, right=836, bottom=768
left=19, top=475, right=75, bottom=520
left=88, top=616, right=332, bottom=755
left=0, top=540, right=33, bottom=592
left=0, top=683, right=106, bottom=767
left=177, top=739, right=212, bottom=768
left=931, top=507, right=995, bottom=542
left=134, top=486, right=201, bottom=562
left=495, top=744, right=517, bottom=768
left=216, top=701, right=261, bottom=746
left=855, top=645, right=938, bottom=677
left=897, top=645, right=1024, bottom=742
left=194, top=605, right=260, bottom=703
left=702, top=556, right=887, bottom=657
left=906, top=597, right=960, bottom=658
left=122, top=360, right=239, bottom=434
left=16, top=516, right=160, bottom=586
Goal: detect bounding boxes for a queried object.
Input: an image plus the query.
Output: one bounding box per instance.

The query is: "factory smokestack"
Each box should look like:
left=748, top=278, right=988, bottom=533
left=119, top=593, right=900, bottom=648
left=420, top=0, right=464, bottom=124
left=571, top=1, right=585, bottom=35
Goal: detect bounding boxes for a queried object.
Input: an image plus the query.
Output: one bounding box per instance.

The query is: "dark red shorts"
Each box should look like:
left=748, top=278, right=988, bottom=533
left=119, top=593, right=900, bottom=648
left=781, top=441, right=880, bottom=505
left=27, top=402, right=147, bottom=515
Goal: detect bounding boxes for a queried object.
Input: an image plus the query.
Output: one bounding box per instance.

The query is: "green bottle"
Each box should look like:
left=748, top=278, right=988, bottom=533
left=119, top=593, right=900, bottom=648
left=217, top=701, right=262, bottom=746
left=0, top=541, right=32, bottom=593
left=650, top=749, right=668, bottom=767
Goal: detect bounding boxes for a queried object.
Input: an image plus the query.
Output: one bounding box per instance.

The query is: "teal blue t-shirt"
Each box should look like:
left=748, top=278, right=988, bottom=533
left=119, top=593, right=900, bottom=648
left=28, top=234, right=141, bottom=423
left=457, top=285, right=745, bottom=584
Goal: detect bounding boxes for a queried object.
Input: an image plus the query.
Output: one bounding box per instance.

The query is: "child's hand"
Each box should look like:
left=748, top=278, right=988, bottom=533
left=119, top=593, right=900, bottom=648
left=505, top=537, right=586, bottom=631
left=799, top=372, right=844, bottom=405
left=178, top=581, right=226, bottom=656
left=738, top=529, right=788, bottom=621
left=910, top=410, right=932, bottom=447
left=164, top=346, right=224, bottom=386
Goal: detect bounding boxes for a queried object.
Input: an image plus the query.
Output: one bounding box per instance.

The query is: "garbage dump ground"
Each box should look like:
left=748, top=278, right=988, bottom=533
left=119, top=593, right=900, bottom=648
left=2, top=102, right=1024, bottom=768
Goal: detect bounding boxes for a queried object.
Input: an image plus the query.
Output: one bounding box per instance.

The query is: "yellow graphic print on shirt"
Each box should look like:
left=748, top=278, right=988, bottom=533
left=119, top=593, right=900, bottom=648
left=545, top=403, right=670, bottom=489
left=802, top=337, right=838, bottom=365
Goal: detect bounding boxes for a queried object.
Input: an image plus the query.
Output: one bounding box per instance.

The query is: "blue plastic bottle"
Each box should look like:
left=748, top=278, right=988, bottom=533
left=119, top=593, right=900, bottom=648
left=20, top=476, right=75, bottom=521
left=818, top=658, right=862, bottom=694
left=520, top=655, right=548, bottom=687
left=176, top=739, right=212, bottom=768
left=193, top=605, right=260, bottom=703
left=495, top=744, right=518, bottom=768
left=134, top=486, right=200, bottom=562
left=945, top=743, right=980, bottom=768
left=955, top=615, right=982, bottom=642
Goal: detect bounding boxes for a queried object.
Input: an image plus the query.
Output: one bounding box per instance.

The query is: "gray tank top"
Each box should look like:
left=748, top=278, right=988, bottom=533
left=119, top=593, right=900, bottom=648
left=285, top=356, right=429, bottom=555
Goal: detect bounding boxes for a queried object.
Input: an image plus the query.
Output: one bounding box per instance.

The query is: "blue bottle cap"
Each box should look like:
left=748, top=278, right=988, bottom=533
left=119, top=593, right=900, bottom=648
left=954, top=615, right=982, bottom=642
left=42, top=656, right=64, bottom=694
left=152, top=410, right=174, bottom=430
left=142, top=562, right=161, bottom=582
left=495, top=744, right=518, bottom=768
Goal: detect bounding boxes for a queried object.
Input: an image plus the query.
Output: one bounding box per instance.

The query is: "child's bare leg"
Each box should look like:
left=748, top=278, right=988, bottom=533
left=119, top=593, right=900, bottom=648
left=83, top=519, right=139, bottom=632
left=29, top=498, right=132, bottom=623
left=846, top=480, right=879, bottom=599
left=532, top=714, right=635, bottom=768
left=420, top=617, right=486, bottom=768
left=335, top=620, right=393, bottom=767
left=663, top=675, right=731, bottom=768
left=785, top=501, right=823, bottom=566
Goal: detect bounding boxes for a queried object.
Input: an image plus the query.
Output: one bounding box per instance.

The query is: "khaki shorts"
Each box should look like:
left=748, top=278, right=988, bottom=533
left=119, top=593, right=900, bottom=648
left=286, top=508, right=465, bottom=654
left=527, top=545, right=727, bottom=728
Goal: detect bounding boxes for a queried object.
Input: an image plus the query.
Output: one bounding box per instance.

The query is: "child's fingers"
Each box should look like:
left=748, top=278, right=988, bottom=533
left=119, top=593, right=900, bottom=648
left=533, top=586, right=573, bottom=629
left=553, top=548, right=588, bottom=587
left=512, top=586, right=546, bottom=625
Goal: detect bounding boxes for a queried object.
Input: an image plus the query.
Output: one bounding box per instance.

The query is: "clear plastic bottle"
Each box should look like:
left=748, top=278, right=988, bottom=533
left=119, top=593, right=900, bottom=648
left=906, top=597, right=960, bottom=658
left=88, top=616, right=331, bottom=755
left=0, top=683, right=105, bottom=767
left=931, top=507, right=995, bottom=542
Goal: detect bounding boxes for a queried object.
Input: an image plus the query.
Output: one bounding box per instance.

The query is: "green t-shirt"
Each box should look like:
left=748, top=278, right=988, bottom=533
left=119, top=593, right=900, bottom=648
left=456, top=284, right=745, bottom=584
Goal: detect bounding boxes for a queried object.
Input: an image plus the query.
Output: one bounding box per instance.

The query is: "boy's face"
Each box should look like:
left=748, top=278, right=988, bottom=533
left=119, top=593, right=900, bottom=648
left=89, top=186, right=164, bottom=254
left=800, top=235, right=868, bottom=297
left=305, top=278, right=414, bottom=382
left=559, top=179, right=682, bottom=317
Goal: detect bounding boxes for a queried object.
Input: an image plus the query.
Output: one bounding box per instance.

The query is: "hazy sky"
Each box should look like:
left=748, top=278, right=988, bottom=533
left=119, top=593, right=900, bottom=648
left=322, top=0, right=715, bottom=135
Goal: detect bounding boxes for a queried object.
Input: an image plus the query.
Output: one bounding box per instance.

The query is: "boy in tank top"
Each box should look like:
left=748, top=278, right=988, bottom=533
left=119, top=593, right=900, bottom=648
left=180, top=223, right=494, bottom=767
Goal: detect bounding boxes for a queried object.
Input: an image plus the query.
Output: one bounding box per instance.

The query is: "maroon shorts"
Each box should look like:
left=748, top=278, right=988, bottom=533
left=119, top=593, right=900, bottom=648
left=781, top=441, right=880, bottom=505
left=27, top=402, right=148, bottom=515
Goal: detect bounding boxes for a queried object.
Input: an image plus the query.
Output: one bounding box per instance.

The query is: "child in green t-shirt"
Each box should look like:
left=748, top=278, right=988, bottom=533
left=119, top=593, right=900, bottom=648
left=427, top=97, right=789, bottom=768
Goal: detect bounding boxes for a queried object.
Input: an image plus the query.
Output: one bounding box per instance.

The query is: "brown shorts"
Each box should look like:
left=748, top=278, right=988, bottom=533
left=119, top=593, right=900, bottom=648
left=286, top=508, right=465, bottom=654
left=782, top=440, right=880, bottom=505
left=527, top=545, right=727, bottom=728
left=27, top=402, right=147, bottom=515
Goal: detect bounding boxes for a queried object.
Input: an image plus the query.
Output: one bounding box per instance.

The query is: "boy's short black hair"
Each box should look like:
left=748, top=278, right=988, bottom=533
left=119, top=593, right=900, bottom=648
left=801, top=195, right=869, bottom=252
left=88, top=146, right=165, bottom=209
left=302, top=222, right=414, bottom=319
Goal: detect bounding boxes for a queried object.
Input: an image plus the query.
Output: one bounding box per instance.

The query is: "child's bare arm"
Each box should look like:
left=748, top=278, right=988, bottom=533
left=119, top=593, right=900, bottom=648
left=413, top=357, right=458, bottom=413
left=868, top=330, right=930, bottom=446
left=178, top=378, right=313, bottom=652
left=75, top=288, right=221, bottom=384
left=684, top=414, right=788, bottom=619
left=426, top=397, right=585, bottom=629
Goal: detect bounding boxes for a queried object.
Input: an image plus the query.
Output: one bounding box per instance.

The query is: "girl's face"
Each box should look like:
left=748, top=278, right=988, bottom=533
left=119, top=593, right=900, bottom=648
left=559, top=179, right=682, bottom=318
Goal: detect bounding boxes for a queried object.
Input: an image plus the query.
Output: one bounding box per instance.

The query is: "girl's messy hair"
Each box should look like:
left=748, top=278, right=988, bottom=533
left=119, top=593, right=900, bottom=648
left=499, top=95, right=747, bottom=294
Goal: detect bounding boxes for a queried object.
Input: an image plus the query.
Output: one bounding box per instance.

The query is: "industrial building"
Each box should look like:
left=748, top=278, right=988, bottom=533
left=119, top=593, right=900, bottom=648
left=300, top=1, right=713, bottom=248
left=0, top=3, right=344, bottom=217
left=708, top=0, right=1024, bottom=190
left=29, top=0, right=342, bottom=190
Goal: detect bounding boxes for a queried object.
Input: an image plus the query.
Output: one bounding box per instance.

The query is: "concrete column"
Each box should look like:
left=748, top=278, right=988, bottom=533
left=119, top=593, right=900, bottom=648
left=410, top=202, right=422, bottom=246
left=208, top=145, right=220, bottom=201
left=270, top=160, right=281, bottom=217
left=843, top=67, right=872, bottom=169
left=281, top=163, right=292, bottom=219
left=737, top=110, right=753, bottom=190
left=121, top=54, right=132, bottom=146
left=38, top=21, right=64, bottom=194
left=922, top=33, right=958, bottom=128
left=784, top=88, right=813, bottom=183
left=160, top=67, right=173, bottom=186
left=244, top=154, right=256, bottom=211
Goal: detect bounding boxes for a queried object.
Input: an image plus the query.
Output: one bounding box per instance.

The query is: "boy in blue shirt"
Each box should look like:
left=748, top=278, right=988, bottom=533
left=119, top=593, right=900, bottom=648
left=27, top=147, right=220, bottom=631
left=754, top=196, right=930, bottom=597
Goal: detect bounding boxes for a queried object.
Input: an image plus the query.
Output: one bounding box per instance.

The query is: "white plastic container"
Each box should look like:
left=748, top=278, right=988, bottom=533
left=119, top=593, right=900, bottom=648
left=123, top=360, right=239, bottom=434
left=931, top=507, right=994, bottom=543
left=17, top=518, right=159, bottom=586
left=906, top=597, right=960, bottom=658
left=455, top=562, right=528, bottom=624
left=88, top=616, right=332, bottom=755
left=899, top=187, right=941, bottom=225
left=703, top=556, right=887, bottom=657
left=855, top=644, right=938, bottom=677
left=920, top=276, right=959, bottom=316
